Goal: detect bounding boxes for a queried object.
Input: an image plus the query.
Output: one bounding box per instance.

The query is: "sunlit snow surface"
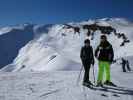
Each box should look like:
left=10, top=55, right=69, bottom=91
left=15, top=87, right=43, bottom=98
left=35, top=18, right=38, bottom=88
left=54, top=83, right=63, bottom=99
left=0, top=65, right=133, bottom=100
left=0, top=18, right=133, bottom=100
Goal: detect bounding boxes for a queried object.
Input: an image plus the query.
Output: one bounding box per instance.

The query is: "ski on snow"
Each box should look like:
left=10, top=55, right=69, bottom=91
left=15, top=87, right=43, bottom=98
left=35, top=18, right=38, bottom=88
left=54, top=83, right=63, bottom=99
left=83, top=83, right=120, bottom=97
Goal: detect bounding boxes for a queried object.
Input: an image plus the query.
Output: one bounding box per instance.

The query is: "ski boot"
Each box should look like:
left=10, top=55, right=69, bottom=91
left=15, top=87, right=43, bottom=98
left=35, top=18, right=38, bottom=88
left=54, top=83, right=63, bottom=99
left=104, top=81, right=117, bottom=87
left=96, top=82, right=103, bottom=87
left=87, top=81, right=94, bottom=86
left=82, top=81, right=92, bottom=88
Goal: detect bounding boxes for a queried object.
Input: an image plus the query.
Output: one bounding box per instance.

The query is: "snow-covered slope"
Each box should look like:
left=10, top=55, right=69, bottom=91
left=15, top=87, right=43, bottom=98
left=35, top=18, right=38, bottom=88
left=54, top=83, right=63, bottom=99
left=0, top=63, right=133, bottom=100
left=1, top=18, right=133, bottom=72
left=0, top=24, right=52, bottom=69
left=0, top=24, right=34, bottom=69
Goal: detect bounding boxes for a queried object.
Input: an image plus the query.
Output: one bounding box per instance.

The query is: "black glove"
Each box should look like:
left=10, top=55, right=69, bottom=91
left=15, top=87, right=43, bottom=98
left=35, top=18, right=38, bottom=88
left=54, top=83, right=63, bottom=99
left=109, top=60, right=113, bottom=64
left=91, top=60, right=95, bottom=66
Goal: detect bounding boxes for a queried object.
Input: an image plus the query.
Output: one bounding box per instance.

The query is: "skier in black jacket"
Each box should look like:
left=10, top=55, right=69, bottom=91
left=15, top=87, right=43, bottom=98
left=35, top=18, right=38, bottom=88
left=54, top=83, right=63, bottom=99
left=80, top=39, right=94, bottom=86
left=95, top=35, right=115, bottom=87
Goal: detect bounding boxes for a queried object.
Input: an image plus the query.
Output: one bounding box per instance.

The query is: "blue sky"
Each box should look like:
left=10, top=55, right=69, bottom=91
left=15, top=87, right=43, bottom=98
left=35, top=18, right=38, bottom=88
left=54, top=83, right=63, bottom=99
left=0, top=0, right=133, bottom=26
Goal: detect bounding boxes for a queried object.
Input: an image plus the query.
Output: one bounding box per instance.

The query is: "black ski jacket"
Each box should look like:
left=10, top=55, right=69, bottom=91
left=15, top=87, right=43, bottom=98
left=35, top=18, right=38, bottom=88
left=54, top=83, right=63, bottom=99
left=80, top=45, right=94, bottom=64
left=95, top=41, right=114, bottom=62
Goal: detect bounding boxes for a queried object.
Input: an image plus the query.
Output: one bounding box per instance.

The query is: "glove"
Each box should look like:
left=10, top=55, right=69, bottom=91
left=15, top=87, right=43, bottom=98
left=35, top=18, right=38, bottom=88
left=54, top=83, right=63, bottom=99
left=91, top=60, right=95, bottom=66
left=109, top=60, right=113, bottom=64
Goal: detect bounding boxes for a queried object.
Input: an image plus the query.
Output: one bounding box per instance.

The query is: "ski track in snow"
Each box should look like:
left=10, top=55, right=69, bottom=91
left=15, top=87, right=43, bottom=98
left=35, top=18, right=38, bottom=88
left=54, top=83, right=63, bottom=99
left=0, top=69, right=133, bottom=100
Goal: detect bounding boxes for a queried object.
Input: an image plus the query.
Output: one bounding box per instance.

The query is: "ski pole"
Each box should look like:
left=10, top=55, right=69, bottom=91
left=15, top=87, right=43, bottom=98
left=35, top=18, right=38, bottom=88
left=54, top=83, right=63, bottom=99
left=92, top=64, right=96, bottom=84
left=77, top=65, right=83, bottom=85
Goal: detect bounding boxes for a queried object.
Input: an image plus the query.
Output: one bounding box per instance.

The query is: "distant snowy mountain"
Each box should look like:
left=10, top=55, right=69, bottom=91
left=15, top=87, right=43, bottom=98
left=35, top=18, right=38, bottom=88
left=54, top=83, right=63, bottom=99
left=1, top=18, right=133, bottom=72
left=0, top=24, right=54, bottom=69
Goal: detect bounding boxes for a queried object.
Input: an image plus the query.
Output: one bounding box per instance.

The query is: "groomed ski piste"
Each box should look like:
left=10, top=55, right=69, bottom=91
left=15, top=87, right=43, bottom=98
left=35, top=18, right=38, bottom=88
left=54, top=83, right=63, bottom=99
left=0, top=66, right=133, bottom=100
left=0, top=18, right=133, bottom=100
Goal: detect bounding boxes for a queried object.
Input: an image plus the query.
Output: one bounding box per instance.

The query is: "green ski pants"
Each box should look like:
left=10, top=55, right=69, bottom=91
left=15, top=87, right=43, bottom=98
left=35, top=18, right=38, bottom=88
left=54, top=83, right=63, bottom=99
left=97, top=61, right=111, bottom=83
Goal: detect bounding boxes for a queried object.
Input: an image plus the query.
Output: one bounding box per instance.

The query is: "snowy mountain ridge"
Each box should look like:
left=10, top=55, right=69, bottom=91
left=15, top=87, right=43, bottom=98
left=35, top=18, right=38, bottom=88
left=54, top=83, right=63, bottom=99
left=0, top=18, right=133, bottom=72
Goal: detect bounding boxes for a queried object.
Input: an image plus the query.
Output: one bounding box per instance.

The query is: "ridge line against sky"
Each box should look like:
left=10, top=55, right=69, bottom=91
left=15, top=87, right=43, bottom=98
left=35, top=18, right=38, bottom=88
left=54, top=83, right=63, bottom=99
left=0, top=0, right=133, bottom=26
